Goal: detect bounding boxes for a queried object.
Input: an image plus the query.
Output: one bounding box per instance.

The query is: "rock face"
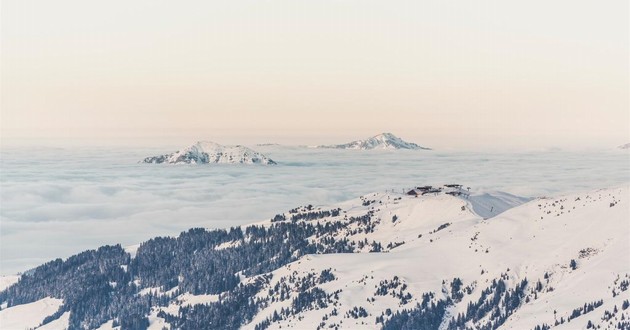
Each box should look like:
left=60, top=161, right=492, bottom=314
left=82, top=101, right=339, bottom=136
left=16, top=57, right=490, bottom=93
left=142, top=141, right=277, bottom=165
left=317, top=133, right=431, bottom=150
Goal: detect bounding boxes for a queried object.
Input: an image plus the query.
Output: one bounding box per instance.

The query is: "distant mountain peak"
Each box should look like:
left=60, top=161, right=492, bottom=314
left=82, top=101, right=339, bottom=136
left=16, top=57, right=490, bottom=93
left=378, top=132, right=396, bottom=138
left=142, top=141, right=277, bottom=165
left=316, top=132, right=431, bottom=150
left=618, top=143, right=630, bottom=150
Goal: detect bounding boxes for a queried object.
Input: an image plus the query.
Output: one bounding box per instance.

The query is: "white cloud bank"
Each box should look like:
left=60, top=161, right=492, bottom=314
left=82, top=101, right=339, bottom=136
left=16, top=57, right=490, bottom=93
left=1, top=146, right=628, bottom=274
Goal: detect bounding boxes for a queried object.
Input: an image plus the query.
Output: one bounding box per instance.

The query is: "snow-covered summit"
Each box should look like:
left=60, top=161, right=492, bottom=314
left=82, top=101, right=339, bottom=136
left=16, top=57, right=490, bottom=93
left=316, top=133, right=431, bottom=150
left=141, top=141, right=277, bottom=165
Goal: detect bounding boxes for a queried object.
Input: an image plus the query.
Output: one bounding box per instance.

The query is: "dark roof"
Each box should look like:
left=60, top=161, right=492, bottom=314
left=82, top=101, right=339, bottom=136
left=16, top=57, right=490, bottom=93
left=422, top=189, right=442, bottom=195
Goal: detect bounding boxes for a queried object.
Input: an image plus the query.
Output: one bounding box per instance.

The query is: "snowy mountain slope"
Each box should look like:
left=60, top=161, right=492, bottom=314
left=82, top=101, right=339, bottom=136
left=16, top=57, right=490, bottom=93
left=238, top=186, right=629, bottom=330
left=467, top=191, right=531, bottom=219
left=0, top=185, right=628, bottom=330
left=316, top=133, right=431, bottom=150
left=142, top=141, right=277, bottom=165
left=0, top=297, right=63, bottom=330
left=0, top=275, right=19, bottom=292
left=37, top=311, right=70, bottom=330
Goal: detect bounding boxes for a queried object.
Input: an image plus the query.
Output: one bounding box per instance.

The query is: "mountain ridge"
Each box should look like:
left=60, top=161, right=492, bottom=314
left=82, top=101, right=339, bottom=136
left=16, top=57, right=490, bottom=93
left=142, top=141, right=277, bottom=165
left=316, top=133, right=431, bottom=150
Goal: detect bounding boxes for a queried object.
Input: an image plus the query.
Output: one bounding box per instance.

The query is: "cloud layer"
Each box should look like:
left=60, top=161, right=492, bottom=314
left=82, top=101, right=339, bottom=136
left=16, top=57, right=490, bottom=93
left=1, top=146, right=628, bottom=274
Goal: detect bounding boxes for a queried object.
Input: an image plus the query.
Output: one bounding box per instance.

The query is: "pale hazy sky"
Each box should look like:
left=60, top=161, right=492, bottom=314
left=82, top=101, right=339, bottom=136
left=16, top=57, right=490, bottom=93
left=1, top=0, right=628, bottom=149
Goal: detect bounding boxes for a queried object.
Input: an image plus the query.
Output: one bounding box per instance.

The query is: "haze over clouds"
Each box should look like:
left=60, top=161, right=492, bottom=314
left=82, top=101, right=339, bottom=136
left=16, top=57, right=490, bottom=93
left=1, top=146, right=629, bottom=274
left=2, top=0, right=629, bottom=149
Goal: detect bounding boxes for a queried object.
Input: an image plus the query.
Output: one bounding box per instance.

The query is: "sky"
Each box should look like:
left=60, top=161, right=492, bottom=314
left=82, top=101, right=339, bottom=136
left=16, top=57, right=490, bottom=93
left=1, top=0, right=629, bottom=149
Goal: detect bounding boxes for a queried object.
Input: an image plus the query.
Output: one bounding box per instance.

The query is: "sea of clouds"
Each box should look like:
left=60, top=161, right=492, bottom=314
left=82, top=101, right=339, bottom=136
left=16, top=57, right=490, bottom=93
left=1, top=145, right=628, bottom=274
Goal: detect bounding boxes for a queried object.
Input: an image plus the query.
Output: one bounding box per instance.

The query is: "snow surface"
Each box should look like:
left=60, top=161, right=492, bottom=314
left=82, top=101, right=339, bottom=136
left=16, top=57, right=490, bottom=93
left=147, top=310, right=170, bottom=330
left=124, top=244, right=140, bottom=258
left=467, top=190, right=531, bottom=219
left=37, top=311, right=69, bottom=330
left=316, top=132, right=431, bottom=150
left=0, top=275, right=19, bottom=292
left=95, top=320, right=116, bottom=330
left=0, top=297, right=63, bottom=330
left=175, top=292, right=220, bottom=306
left=141, top=141, right=276, bottom=164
